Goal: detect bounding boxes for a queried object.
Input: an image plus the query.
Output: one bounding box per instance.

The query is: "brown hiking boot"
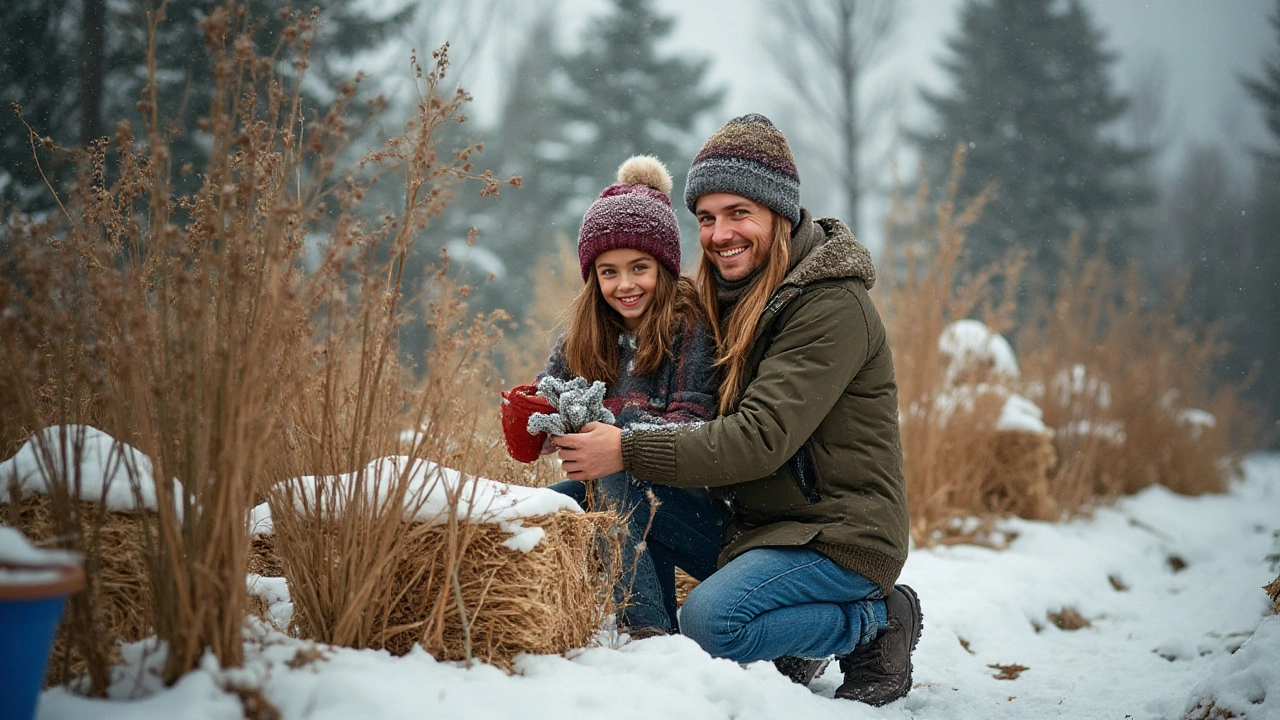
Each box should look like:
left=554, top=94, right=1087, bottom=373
left=773, top=655, right=831, bottom=686
left=834, top=584, right=923, bottom=706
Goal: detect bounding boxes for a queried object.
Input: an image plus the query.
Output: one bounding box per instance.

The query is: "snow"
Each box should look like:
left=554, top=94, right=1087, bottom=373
left=31, top=454, right=1280, bottom=720
left=445, top=239, right=507, bottom=280
left=0, top=425, right=180, bottom=513
left=938, top=319, right=1020, bottom=384
left=928, top=384, right=1050, bottom=436
left=0, top=526, right=80, bottom=569
left=269, top=455, right=582, bottom=552
left=994, top=392, right=1050, bottom=435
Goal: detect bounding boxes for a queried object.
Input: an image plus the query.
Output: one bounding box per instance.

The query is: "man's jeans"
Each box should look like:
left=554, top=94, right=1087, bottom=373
left=680, top=546, right=888, bottom=662
left=549, top=474, right=888, bottom=662
left=548, top=473, right=729, bottom=633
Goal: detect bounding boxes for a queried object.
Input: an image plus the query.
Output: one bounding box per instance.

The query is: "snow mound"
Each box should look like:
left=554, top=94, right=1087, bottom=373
left=0, top=425, right=180, bottom=513
left=929, top=383, right=1050, bottom=435
left=1184, top=615, right=1280, bottom=718
left=939, top=319, right=1019, bottom=384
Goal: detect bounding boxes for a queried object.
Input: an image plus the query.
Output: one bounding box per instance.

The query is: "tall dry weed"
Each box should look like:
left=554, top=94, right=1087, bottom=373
left=880, top=148, right=1028, bottom=543
left=882, top=146, right=1258, bottom=546
left=1019, top=236, right=1258, bottom=501
left=2, top=0, right=517, bottom=687
left=487, top=235, right=582, bottom=488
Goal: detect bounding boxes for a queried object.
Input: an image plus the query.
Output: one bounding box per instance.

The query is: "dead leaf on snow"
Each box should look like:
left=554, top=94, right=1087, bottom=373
left=988, top=663, right=1028, bottom=680
left=1048, top=606, right=1092, bottom=630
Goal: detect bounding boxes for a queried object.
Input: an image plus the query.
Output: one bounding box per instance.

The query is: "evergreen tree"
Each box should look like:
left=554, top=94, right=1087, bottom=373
left=541, top=0, right=723, bottom=250
left=1, top=0, right=408, bottom=211
left=912, top=0, right=1149, bottom=288
left=1241, top=0, right=1280, bottom=441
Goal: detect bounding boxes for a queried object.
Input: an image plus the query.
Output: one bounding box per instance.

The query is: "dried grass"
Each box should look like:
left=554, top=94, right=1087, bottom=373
left=1265, top=576, right=1279, bottom=615
left=247, top=535, right=283, bottom=578
left=1, top=496, right=152, bottom=687
left=880, top=147, right=1028, bottom=543
left=1019, top=236, right=1260, bottom=503
left=2, top=0, right=519, bottom=688
left=882, top=145, right=1259, bottom=546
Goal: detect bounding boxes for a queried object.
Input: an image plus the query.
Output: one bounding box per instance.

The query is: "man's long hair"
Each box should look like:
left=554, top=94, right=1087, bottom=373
left=697, top=214, right=792, bottom=415
left=561, top=265, right=702, bottom=386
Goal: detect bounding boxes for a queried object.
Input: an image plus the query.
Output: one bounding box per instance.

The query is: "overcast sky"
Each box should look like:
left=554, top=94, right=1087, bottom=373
left=429, top=0, right=1275, bottom=248
left=468, top=0, right=1275, bottom=168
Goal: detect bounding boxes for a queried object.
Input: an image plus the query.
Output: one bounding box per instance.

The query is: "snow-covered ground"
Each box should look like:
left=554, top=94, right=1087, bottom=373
left=32, top=454, right=1280, bottom=720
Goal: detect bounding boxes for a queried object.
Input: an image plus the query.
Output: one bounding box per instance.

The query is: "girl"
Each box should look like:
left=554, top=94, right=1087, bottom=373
left=539, top=155, right=724, bottom=639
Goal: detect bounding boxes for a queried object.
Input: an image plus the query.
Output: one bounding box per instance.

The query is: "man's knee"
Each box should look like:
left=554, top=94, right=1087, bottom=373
left=679, top=577, right=740, bottom=659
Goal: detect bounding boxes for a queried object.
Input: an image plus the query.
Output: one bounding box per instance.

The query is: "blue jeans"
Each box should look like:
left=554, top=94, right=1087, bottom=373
left=680, top=547, right=888, bottom=663
left=548, top=473, right=729, bottom=633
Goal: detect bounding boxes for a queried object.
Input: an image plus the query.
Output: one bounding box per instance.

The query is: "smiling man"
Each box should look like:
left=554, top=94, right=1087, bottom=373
left=553, top=114, right=919, bottom=706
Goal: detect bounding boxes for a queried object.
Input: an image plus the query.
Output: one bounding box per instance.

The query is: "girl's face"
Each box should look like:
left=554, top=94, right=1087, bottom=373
left=593, top=248, right=660, bottom=331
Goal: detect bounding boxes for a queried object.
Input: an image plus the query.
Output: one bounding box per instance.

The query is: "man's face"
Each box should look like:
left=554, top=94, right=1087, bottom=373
left=695, top=193, right=775, bottom=282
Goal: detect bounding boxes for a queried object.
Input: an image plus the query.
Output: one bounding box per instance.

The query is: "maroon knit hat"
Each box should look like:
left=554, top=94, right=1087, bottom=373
left=577, top=155, right=682, bottom=282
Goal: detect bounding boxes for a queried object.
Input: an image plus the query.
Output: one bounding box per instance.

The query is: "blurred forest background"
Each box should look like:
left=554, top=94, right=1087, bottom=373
left=3, top=0, right=1278, bottom=446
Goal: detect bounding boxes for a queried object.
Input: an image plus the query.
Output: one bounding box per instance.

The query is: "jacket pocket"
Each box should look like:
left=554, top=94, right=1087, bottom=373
left=787, top=443, right=822, bottom=504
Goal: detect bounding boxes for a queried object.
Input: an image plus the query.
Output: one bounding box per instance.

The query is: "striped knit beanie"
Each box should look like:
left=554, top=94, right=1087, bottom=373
left=577, top=155, right=682, bottom=282
left=684, top=113, right=801, bottom=226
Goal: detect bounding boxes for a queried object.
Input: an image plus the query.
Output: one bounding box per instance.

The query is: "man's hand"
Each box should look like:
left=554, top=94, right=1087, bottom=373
left=552, top=422, right=624, bottom=481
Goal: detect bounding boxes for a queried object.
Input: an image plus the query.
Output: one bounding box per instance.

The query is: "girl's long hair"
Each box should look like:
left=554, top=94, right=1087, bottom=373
left=562, top=264, right=703, bottom=386
left=697, top=214, right=792, bottom=415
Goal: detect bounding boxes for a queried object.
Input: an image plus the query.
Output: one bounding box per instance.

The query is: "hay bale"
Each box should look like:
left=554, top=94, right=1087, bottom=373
left=988, top=428, right=1059, bottom=520
left=675, top=568, right=699, bottom=606
left=287, top=509, right=614, bottom=670
left=1, top=496, right=153, bottom=686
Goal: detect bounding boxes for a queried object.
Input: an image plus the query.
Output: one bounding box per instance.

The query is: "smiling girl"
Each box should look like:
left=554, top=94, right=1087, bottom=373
left=538, top=155, right=722, bottom=639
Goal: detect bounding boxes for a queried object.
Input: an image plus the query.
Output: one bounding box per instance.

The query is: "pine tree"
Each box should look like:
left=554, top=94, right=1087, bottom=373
left=541, top=0, right=723, bottom=245
left=912, top=0, right=1149, bottom=288
left=1241, top=0, right=1280, bottom=440
left=1, top=0, right=408, bottom=211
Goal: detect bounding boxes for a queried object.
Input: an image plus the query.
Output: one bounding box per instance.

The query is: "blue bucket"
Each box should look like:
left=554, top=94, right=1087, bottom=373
left=0, top=564, right=84, bottom=720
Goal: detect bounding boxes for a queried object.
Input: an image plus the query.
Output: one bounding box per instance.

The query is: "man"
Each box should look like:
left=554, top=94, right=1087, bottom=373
left=553, top=113, right=919, bottom=706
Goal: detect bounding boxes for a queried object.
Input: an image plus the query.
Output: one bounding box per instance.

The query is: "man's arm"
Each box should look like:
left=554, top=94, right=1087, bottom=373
left=625, top=287, right=869, bottom=487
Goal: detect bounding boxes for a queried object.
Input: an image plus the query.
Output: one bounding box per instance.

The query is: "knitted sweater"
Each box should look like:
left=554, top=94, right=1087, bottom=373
left=541, top=314, right=718, bottom=430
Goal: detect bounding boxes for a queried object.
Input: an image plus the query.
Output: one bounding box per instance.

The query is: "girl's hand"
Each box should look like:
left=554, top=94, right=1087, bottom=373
left=553, top=422, right=623, bottom=480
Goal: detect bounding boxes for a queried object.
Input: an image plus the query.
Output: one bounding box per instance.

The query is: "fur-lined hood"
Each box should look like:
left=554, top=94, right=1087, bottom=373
left=782, top=209, right=877, bottom=290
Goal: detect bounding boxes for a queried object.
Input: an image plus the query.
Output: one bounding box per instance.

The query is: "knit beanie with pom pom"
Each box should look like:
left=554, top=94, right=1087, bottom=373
left=577, top=155, right=682, bottom=282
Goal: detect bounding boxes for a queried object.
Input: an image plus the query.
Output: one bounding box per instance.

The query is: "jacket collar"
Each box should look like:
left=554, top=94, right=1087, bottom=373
left=782, top=209, right=877, bottom=290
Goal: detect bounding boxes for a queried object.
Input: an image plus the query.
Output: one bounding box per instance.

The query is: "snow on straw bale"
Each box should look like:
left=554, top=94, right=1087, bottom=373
left=939, top=319, right=1019, bottom=386
left=0, top=425, right=180, bottom=512
left=269, top=455, right=581, bottom=552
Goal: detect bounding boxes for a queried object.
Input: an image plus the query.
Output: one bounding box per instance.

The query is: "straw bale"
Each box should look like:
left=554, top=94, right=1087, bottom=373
left=1, top=496, right=153, bottom=686
left=675, top=568, right=699, bottom=606
left=289, top=509, right=616, bottom=670
left=248, top=534, right=284, bottom=577
left=986, top=429, right=1058, bottom=520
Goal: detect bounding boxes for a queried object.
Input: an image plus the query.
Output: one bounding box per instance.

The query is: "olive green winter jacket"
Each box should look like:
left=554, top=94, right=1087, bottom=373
left=621, top=210, right=909, bottom=596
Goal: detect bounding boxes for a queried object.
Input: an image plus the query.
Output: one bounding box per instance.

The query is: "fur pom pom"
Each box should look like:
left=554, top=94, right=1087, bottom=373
left=616, top=155, right=673, bottom=195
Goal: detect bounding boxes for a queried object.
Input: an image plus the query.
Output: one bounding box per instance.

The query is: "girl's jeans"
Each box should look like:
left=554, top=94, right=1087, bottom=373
left=549, top=473, right=727, bottom=632
left=549, top=474, right=888, bottom=661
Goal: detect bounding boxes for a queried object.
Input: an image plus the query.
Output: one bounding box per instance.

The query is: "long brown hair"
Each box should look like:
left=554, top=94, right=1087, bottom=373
left=562, top=263, right=703, bottom=385
left=697, top=214, right=793, bottom=414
